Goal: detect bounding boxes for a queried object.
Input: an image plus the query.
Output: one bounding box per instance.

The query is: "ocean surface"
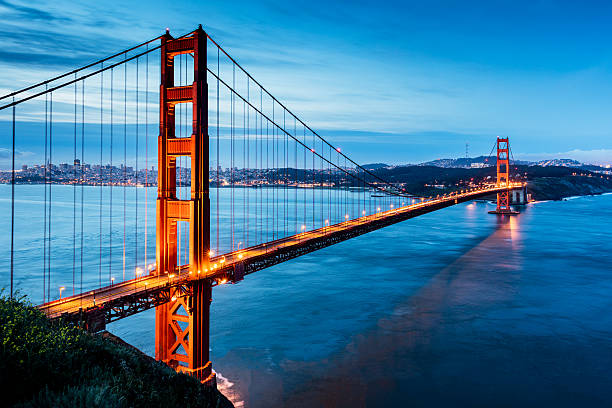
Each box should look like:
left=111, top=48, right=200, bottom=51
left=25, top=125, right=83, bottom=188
left=2, top=185, right=612, bottom=407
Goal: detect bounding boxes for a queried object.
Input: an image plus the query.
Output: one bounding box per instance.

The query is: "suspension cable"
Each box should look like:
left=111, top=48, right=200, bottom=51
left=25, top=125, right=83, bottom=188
left=0, top=36, right=163, bottom=101
left=206, top=32, right=413, bottom=197
left=0, top=31, right=194, bottom=111
left=208, top=68, right=397, bottom=198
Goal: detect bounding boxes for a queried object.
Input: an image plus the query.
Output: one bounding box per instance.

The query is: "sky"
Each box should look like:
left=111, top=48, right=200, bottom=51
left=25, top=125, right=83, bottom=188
left=0, top=0, right=611, bottom=165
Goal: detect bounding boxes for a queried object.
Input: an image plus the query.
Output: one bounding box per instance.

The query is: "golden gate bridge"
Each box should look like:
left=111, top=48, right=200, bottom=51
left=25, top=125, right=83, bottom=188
left=0, top=25, right=525, bottom=386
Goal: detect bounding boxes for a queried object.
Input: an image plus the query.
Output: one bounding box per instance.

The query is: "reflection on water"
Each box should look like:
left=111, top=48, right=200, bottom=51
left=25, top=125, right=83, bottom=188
left=207, top=196, right=612, bottom=407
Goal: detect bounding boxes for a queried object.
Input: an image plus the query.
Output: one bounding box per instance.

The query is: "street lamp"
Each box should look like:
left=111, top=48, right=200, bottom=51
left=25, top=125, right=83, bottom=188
left=59, top=286, right=65, bottom=300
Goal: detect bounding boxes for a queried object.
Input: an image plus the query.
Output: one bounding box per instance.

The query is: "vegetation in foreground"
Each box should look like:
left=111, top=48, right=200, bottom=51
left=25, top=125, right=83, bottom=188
left=0, top=294, right=232, bottom=408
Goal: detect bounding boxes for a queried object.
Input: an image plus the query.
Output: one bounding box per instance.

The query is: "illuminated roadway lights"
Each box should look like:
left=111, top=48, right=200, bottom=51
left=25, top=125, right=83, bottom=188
left=59, top=286, right=65, bottom=300
left=111, top=277, right=115, bottom=286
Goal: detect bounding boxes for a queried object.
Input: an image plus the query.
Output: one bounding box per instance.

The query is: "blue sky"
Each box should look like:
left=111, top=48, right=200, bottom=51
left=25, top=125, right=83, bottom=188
left=1, top=0, right=611, bottom=165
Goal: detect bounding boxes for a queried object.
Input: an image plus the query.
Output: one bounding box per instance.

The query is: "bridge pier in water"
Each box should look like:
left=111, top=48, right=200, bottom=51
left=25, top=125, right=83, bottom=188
left=155, top=26, right=214, bottom=386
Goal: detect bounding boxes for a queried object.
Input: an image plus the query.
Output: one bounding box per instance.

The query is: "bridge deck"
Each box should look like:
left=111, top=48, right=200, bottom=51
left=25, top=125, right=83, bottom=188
left=38, top=184, right=523, bottom=326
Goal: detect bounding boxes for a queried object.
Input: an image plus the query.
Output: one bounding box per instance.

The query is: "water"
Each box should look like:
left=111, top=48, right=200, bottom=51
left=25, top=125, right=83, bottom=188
left=2, top=186, right=612, bottom=407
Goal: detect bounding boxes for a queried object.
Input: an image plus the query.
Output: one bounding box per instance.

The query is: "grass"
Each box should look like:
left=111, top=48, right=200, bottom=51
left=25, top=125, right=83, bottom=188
left=0, top=293, right=232, bottom=408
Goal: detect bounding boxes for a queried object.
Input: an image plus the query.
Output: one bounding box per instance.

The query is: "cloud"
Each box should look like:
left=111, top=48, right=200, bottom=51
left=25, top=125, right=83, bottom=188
left=0, top=0, right=68, bottom=22
left=0, top=147, right=32, bottom=160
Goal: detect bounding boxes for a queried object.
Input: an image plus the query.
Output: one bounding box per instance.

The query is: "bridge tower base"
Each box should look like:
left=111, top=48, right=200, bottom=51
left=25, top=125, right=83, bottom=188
left=156, top=281, right=215, bottom=386
left=155, top=26, right=214, bottom=386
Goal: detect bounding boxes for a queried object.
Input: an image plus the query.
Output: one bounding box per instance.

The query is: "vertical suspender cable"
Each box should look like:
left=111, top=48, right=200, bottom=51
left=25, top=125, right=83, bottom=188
left=283, top=109, right=289, bottom=237
left=246, top=78, right=249, bottom=247
left=231, top=64, right=235, bottom=251
left=144, top=45, right=149, bottom=270
left=10, top=98, right=15, bottom=298
left=73, top=75, right=77, bottom=295
left=48, top=92, right=53, bottom=301
left=123, top=59, right=128, bottom=281
left=43, top=89, right=48, bottom=303
left=266, top=115, right=269, bottom=243
left=216, top=47, right=220, bottom=255
left=81, top=78, right=85, bottom=302
left=110, top=66, right=114, bottom=284
left=272, top=102, right=275, bottom=241
left=99, top=63, right=103, bottom=288
left=135, top=56, right=139, bottom=272
left=243, top=97, right=246, bottom=247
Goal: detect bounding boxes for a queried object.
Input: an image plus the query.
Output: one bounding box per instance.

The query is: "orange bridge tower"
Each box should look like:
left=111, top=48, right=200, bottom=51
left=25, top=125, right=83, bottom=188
left=489, top=136, right=520, bottom=215
left=155, top=26, right=214, bottom=385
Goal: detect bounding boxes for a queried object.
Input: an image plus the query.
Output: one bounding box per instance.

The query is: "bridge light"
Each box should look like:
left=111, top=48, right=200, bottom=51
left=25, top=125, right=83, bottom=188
left=377, top=207, right=381, bottom=212
left=111, top=277, right=115, bottom=285
left=208, top=250, right=214, bottom=257
left=337, top=147, right=341, bottom=152
left=59, top=286, right=65, bottom=300
left=171, top=296, right=177, bottom=301
left=238, top=253, right=243, bottom=259
left=213, top=263, right=218, bottom=269
left=345, top=214, right=349, bottom=219
left=362, top=210, right=366, bottom=215
left=325, top=219, right=329, bottom=225
left=169, top=274, right=175, bottom=278
left=220, top=257, right=226, bottom=264
left=301, top=225, right=306, bottom=231
left=218, top=278, right=228, bottom=285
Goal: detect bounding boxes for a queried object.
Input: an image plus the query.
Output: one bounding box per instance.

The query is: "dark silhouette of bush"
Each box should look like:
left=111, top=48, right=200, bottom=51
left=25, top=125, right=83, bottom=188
left=0, top=294, right=232, bottom=408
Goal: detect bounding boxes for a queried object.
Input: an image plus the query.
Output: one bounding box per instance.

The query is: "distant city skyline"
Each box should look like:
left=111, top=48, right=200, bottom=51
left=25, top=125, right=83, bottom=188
left=1, top=1, right=611, bottom=166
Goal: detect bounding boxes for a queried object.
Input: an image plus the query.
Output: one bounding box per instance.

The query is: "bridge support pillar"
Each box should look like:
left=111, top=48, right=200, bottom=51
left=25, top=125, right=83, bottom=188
left=155, top=25, right=213, bottom=386
left=156, top=280, right=215, bottom=385
left=489, top=136, right=519, bottom=215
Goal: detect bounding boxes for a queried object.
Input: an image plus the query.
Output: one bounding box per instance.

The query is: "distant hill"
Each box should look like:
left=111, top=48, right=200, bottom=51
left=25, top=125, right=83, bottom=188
left=535, top=158, right=582, bottom=167
left=418, top=156, right=530, bottom=168
left=362, top=163, right=390, bottom=170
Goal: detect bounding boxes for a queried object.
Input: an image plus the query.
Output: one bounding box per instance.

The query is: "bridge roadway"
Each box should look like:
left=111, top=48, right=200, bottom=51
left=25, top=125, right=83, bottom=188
left=38, top=184, right=524, bottom=328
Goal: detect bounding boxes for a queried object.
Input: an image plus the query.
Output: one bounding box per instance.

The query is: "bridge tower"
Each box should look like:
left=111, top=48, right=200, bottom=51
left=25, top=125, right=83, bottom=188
left=490, top=136, right=518, bottom=215
left=155, top=26, right=214, bottom=384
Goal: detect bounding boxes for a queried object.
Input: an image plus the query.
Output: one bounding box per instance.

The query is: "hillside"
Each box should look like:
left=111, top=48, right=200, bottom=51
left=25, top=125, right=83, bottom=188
left=0, top=295, right=233, bottom=408
left=368, top=165, right=612, bottom=200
